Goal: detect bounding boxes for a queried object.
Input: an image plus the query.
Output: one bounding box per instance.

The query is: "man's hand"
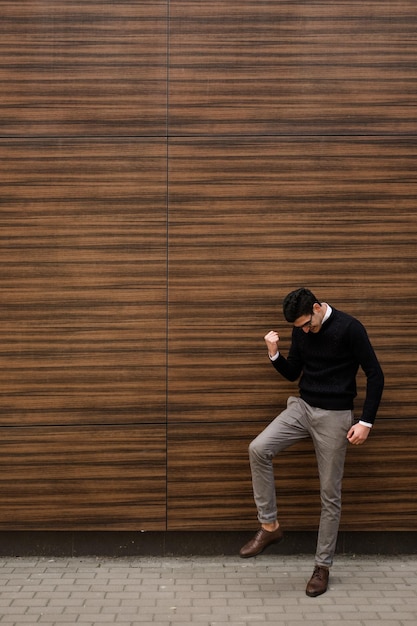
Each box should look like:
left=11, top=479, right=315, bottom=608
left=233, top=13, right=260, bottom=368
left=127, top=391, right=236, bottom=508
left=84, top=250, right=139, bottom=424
left=347, top=423, right=371, bottom=446
left=264, top=330, right=280, bottom=359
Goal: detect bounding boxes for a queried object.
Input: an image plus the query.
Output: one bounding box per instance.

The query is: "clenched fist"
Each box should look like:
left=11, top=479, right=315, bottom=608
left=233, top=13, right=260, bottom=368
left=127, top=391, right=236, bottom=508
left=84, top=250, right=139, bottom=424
left=264, top=330, right=280, bottom=359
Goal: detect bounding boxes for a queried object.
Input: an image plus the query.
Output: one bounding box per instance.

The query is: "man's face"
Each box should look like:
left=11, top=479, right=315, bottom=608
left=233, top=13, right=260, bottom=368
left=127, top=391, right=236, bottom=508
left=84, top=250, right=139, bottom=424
left=293, top=304, right=323, bottom=334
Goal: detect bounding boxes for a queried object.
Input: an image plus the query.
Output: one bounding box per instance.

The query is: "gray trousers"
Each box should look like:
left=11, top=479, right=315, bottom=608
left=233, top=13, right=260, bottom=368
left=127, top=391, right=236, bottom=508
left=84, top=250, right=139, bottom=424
left=249, top=396, right=353, bottom=568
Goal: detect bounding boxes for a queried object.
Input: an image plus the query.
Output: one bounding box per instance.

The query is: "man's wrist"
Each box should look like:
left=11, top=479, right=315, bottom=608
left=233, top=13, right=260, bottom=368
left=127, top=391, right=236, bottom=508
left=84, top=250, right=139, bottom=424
left=269, top=352, right=279, bottom=361
left=359, top=420, right=373, bottom=428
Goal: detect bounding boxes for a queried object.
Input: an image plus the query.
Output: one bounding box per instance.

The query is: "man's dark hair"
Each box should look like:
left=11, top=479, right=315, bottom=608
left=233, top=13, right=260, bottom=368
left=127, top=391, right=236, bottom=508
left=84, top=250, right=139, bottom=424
left=282, top=288, right=321, bottom=323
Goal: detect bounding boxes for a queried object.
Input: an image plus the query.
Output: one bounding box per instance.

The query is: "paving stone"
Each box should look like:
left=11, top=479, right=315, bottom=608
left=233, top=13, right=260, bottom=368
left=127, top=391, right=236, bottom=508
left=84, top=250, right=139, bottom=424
left=0, top=555, right=414, bottom=625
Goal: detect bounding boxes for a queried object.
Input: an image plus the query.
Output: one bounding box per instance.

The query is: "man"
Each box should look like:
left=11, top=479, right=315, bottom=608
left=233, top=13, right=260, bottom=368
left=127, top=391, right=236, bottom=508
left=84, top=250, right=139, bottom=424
left=239, top=288, right=384, bottom=597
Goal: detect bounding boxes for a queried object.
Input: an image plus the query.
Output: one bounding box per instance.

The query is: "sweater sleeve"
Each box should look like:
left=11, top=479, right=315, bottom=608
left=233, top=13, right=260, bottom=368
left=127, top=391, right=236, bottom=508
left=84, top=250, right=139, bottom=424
left=348, top=320, right=384, bottom=424
left=271, top=330, right=303, bottom=382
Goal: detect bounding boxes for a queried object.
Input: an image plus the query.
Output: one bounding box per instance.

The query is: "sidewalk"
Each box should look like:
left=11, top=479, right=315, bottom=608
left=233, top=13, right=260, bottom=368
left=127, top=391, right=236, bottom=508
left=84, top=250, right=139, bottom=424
left=0, top=554, right=416, bottom=625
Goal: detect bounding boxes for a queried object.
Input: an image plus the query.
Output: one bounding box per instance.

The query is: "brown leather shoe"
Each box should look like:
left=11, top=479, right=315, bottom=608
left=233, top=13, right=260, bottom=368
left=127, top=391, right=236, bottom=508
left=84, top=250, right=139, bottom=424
left=239, top=526, right=284, bottom=558
left=306, top=565, right=329, bottom=597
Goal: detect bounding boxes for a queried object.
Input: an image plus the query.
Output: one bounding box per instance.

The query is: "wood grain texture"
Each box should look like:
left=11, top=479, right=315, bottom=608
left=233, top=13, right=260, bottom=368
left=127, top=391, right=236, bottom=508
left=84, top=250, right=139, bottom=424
left=167, top=422, right=258, bottom=530
left=170, top=0, right=417, bottom=135
left=343, top=421, right=417, bottom=530
left=168, top=137, right=417, bottom=423
left=167, top=420, right=417, bottom=531
left=0, top=425, right=166, bottom=530
left=1, top=1, right=416, bottom=533
left=0, top=1, right=167, bottom=136
left=0, top=139, right=167, bottom=426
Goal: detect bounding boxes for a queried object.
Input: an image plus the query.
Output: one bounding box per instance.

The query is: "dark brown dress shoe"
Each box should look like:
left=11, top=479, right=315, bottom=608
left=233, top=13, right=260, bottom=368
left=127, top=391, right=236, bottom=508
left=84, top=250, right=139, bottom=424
left=305, top=565, right=329, bottom=597
left=239, top=526, right=284, bottom=558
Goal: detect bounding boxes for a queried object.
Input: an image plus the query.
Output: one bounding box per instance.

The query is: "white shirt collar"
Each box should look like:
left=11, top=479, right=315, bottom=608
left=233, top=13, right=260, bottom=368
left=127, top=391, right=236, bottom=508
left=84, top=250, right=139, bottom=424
left=322, top=303, right=332, bottom=324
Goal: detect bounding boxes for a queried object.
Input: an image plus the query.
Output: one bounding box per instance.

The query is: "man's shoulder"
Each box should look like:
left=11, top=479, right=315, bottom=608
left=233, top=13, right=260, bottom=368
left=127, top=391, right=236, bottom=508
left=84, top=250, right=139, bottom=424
left=330, top=308, right=366, bottom=333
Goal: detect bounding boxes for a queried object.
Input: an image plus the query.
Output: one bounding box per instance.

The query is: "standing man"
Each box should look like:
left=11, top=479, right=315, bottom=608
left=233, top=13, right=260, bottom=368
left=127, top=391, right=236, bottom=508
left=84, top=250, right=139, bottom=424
left=239, top=288, right=384, bottom=597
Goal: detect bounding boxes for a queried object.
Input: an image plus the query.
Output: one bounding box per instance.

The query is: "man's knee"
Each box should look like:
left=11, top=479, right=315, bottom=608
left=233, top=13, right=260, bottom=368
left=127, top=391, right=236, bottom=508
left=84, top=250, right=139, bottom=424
left=249, top=437, right=272, bottom=463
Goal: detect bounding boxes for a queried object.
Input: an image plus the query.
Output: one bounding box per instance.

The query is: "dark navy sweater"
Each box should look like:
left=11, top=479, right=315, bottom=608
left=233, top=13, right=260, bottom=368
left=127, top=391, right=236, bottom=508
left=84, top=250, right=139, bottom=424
left=272, top=308, right=384, bottom=424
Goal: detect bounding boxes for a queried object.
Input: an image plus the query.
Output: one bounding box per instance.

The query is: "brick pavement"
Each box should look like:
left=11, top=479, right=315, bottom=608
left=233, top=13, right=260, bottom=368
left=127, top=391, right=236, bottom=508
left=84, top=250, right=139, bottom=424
left=0, top=554, right=415, bottom=625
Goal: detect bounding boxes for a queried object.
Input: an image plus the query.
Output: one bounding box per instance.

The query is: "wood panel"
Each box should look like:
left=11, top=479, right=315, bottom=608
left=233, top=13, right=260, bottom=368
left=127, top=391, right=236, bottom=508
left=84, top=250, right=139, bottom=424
left=168, top=137, right=417, bottom=423
left=0, top=1, right=415, bottom=534
left=0, top=1, right=167, bottom=136
left=0, top=139, right=167, bottom=426
left=169, top=1, right=417, bottom=135
left=343, top=421, right=417, bottom=530
left=168, top=422, right=258, bottom=530
left=0, top=425, right=166, bottom=530
left=167, top=420, right=417, bottom=530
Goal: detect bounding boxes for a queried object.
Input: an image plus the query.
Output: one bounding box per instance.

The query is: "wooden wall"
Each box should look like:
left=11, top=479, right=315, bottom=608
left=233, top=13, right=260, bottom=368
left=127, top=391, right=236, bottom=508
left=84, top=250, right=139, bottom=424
left=0, top=1, right=416, bottom=533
